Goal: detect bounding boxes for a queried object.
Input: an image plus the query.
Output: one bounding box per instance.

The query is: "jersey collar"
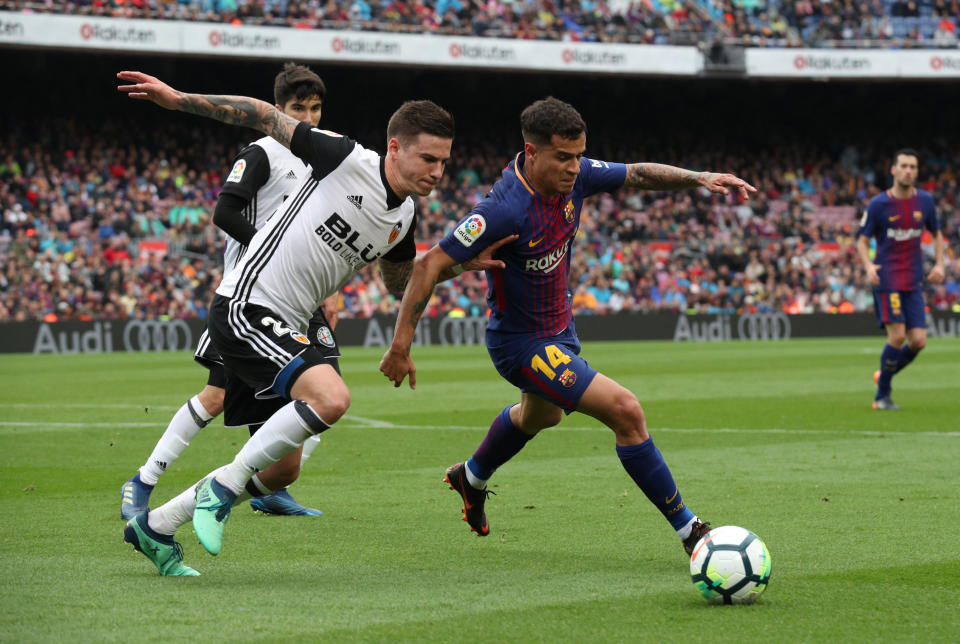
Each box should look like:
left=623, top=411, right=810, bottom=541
left=379, top=157, right=404, bottom=210
left=510, top=152, right=569, bottom=201
left=886, top=187, right=917, bottom=200
left=510, top=152, right=536, bottom=196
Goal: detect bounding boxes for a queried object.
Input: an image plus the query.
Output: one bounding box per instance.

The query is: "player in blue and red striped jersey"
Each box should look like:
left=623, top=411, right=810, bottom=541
left=380, top=97, right=756, bottom=556
left=857, top=149, right=945, bottom=411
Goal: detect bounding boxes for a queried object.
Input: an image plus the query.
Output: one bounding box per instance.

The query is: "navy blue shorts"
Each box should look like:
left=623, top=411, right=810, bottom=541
left=873, top=289, right=926, bottom=330
left=486, top=325, right=597, bottom=413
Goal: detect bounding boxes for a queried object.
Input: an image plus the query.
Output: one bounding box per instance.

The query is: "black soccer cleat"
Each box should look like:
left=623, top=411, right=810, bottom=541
left=445, top=462, right=495, bottom=537
left=683, top=520, right=712, bottom=557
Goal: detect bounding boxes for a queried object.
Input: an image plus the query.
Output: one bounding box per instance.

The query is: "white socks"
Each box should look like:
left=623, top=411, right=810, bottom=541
left=677, top=516, right=699, bottom=541
left=465, top=466, right=488, bottom=490
left=146, top=465, right=248, bottom=536
left=301, top=435, right=322, bottom=467
left=215, top=401, right=320, bottom=495
left=139, top=396, right=215, bottom=486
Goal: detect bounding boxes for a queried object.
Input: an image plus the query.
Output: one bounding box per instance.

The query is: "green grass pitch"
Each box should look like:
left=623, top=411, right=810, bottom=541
left=1, top=337, right=958, bottom=642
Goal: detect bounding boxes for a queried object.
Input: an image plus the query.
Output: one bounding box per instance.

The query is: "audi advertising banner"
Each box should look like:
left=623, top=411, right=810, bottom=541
left=4, top=312, right=960, bottom=354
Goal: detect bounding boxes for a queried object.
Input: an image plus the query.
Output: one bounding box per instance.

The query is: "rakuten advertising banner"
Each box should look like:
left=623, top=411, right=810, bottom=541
left=2, top=12, right=700, bottom=76
left=746, top=47, right=960, bottom=78
left=178, top=24, right=702, bottom=75
left=0, top=12, right=177, bottom=52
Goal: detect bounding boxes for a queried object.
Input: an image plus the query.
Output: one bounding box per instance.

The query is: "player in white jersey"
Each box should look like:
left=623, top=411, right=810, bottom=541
left=120, top=64, right=337, bottom=523
left=116, top=71, right=513, bottom=575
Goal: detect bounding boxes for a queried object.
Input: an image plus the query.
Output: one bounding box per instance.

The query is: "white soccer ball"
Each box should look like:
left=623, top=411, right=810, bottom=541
left=689, top=525, right=771, bottom=604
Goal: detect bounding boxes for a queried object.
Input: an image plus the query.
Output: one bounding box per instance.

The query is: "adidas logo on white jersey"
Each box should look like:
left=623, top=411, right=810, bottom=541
left=347, top=195, right=363, bottom=210
left=285, top=170, right=298, bottom=179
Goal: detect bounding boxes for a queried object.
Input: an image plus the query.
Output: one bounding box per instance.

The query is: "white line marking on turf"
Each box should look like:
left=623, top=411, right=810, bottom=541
left=335, top=423, right=960, bottom=438
left=343, top=414, right=396, bottom=428
left=0, top=420, right=956, bottom=437
left=0, top=422, right=163, bottom=428
left=0, top=402, right=179, bottom=411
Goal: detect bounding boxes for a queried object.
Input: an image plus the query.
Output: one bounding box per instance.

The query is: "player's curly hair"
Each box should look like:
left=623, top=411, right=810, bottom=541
left=386, top=100, right=456, bottom=143
left=274, top=62, right=327, bottom=107
left=520, top=97, right=587, bottom=146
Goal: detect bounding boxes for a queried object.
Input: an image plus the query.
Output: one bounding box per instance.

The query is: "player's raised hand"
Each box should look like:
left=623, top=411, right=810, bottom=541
left=380, top=347, right=417, bottom=389
left=117, top=71, right=181, bottom=110
left=461, top=234, right=518, bottom=272
left=700, top=173, right=758, bottom=200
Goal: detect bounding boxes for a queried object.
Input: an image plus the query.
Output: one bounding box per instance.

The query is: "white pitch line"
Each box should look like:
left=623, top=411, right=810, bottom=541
left=0, top=402, right=179, bottom=411
left=343, top=414, right=397, bottom=428
left=0, top=421, right=166, bottom=429
left=2, top=420, right=955, bottom=438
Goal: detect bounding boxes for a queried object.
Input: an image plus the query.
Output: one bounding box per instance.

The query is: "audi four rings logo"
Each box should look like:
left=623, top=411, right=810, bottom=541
left=123, top=320, right=193, bottom=352
left=438, top=316, right=488, bottom=346
left=737, top=313, right=791, bottom=341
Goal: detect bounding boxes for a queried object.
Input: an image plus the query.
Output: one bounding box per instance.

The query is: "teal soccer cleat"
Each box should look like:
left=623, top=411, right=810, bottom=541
left=193, top=477, right=237, bottom=556
left=120, top=473, right=154, bottom=520
left=250, top=489, right=323, bottom=516
left=123, top=512, right=200, bottom=576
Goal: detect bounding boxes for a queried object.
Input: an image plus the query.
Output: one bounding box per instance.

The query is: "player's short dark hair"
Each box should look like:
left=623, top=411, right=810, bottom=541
left=520, top=97, right=587, bottom=147
left=386, top=100, right=455, bottom=143
left=893, top=148, right=919, bottom=165
left=274, top=62, right=327, bottom=106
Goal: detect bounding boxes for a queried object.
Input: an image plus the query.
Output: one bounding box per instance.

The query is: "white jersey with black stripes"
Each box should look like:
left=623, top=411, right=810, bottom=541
left=220, top=136, right=307, bottom=272
left=216, top=124, right=417, bottom=331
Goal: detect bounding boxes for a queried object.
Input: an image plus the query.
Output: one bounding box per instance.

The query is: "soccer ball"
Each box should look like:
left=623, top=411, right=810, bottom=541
left=689, top=525, right=771, bottom=604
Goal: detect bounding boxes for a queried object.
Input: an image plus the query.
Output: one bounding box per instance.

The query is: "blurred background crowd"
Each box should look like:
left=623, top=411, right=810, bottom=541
left=2, top=101, right=957, bottom=324
left=2, top=0, right=959, bottom=47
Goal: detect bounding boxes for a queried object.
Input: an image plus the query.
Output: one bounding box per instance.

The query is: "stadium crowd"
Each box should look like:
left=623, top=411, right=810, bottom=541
left=2, top=0, right=959, bottom=46
left=1, top=113, right=957, bottom=324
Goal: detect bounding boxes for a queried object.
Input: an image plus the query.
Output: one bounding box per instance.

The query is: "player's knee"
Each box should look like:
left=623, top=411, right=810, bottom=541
left=323, top=392, right=350, bottom=424
left=539, top=408, right=563, bottom=431
left=910, top=338, right=926, bottom=352
left=611, top=391, right=645, bottom=432
left=888, top=331, right=907, bottom=347
left=198, top=386, right=225, bottom=416
left=516, top=406, right=562, bottom=432
left=300, top=391, right=350, bottom=426
left=273, top=463, right=300, bottom=488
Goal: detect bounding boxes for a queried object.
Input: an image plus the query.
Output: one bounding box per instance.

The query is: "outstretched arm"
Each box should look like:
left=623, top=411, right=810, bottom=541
left=624, top=163, right=757, bottom=200
left=379, top=246, right=454, bottom=390
left=117, top=71, right=298, bottom=148
left=378, top=235, right=516, bottom=389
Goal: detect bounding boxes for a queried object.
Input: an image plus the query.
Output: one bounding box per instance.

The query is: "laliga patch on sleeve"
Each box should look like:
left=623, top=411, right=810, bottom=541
left=859, top=211, right=867, bottom=227
left=226, top=159, right=246, bottom=183
left=311, top=128, right=343, bottom=138
left=453, top=214, right=486, bottom=247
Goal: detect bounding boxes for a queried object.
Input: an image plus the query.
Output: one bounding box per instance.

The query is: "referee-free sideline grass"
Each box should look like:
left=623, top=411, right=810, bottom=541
left=1, top=337, right=958, bottom=643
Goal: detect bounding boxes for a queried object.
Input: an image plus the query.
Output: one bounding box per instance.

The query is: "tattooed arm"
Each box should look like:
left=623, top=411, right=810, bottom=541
left=378, top=258, right=416, bottom=298
left=378, top=234, right=517, bottom=389
left=378, top=246, right=452, bottom=389
left=117, top=70, right=298, bottom=148
left=624, top=163, right=757, bottom=199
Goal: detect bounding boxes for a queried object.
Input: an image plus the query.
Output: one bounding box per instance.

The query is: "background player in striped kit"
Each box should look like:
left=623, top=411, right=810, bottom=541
left=120, top=63, right=338, bottom=520
left=380, top=97, right=755, bottom=556
left=857, top=148, right=945, bottom=410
